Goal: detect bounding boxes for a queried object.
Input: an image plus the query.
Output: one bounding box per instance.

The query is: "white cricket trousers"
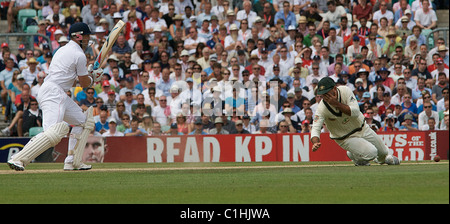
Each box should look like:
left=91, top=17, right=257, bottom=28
left=334, top=123, right=389, bottom=163
left=37, top=82, right=86, bottom=162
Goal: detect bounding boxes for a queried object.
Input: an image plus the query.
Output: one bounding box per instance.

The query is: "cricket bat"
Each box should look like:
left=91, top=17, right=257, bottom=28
left=93, top=20, right=125, bottom=70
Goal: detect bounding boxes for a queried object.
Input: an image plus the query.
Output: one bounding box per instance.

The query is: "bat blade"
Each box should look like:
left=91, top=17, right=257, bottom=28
left=93, top=20, right=125, bottom=70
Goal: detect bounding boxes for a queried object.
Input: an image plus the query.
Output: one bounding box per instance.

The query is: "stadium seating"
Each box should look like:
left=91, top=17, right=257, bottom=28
left=28, top=127, right=43, bottom=137
left=17, top=8, right=36, bottom=32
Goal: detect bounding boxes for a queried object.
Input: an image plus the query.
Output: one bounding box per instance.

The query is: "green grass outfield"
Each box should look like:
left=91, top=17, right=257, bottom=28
left=0, top=161, right=448, bottom=204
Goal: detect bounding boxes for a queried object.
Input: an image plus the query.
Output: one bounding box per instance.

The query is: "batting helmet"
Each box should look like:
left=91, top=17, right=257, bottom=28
left=69, top=22, right=92, bottom=40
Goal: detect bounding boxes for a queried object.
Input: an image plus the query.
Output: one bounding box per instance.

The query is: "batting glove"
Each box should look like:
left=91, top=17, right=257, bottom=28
left=87, top=64, right=104, bottom=83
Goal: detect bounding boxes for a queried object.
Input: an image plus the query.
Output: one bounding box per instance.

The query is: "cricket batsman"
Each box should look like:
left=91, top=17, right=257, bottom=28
left=7, top=22, right=104, bottom=171
left=310, top=77, right=400, bottom=166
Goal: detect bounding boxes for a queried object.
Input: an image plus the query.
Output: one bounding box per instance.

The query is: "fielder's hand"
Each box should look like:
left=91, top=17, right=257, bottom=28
left=87, top=64, right=104, bottom=82
left=312, top=142, right=321, bottom=152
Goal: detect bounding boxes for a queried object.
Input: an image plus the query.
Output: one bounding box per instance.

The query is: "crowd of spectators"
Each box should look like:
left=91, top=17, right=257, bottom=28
left=0, top=0, right=449, bottom=138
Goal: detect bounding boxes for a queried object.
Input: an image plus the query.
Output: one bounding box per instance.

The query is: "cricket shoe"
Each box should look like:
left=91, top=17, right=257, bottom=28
left=384, top=155, right=400, bottom=165
left=7, top=160, right=25, bottom=171
left=64, top=162, right=92, bottom=171
left=353, top=160, right=371, bottom=166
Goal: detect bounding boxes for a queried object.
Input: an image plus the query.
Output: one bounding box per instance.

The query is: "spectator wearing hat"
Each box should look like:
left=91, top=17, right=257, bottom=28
left=209, top=117, right=229, bottom=134
left=98, top=80, right=117, bottom=102
left=102, top=118, right=124, bottom=137
left=21, top=58, right=39, bottom=87
left=399, top=113, right=419, bottom=131
left=377, top=67, right=396, bottom=91
left=430, top=58, right=449, bottom=84
left=103, top=54, right=125, bottom=79
left=383, top=30, right=402, bottom=56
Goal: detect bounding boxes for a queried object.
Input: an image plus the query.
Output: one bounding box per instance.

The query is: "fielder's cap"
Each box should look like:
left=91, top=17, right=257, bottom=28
left=295, top=57, right=303, bottom=64
left=436, top=58, right=444, bottom=64
left=108, top=118, right=117, bottom=123
left=17, top=74, right=25, bottom=80
left=287, top=92, right=295, bottom=98
left=316, top=77, right=336, bottom=95
left=42, top=43, right=50, bottom=49
left=189, top=16, right=197, bottom=22
left=355, top=78, right=363, bottom=83
left=235, top=120, right=243, bottom=125
left=405, top=9, right=412, bottom=15
left=18, top=44, right=26, bottom=50
left=363, top=92, right=371, bottom=98
left=352, top=35, right=360, bottom=41
left=287, top=25, right=296, bottom=31
left=302, top=120, right=310, bottom=125
left=186, top=77, right=194, bottom=82
left=227, top=9, right=235, bottom=16
left=107, top=90, right=116, bottom=95
left=170, top=123, right=178, bottom=129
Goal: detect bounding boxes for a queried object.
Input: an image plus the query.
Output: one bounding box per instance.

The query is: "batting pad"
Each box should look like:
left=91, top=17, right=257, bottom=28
left=11, top=122, right=69, bottom=166
left=70, top=106, right=95, bottom=168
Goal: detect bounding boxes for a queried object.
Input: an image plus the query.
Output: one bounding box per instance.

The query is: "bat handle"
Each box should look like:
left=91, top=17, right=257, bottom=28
left=93, top=61, right=100, bottom=70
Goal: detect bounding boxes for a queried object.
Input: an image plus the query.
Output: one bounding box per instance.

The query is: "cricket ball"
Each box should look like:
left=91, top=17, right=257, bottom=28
left=434, top=155, right=441, bottom=162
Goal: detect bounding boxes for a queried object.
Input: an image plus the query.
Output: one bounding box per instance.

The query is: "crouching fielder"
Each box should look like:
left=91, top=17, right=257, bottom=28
left=7, top=22, right=103, bottom=171
left=310, top=77, right=399, bottom=166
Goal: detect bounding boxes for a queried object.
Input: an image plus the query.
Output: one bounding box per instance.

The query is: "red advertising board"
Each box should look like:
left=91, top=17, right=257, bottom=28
left=48, top=131, right=448, bottom=164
